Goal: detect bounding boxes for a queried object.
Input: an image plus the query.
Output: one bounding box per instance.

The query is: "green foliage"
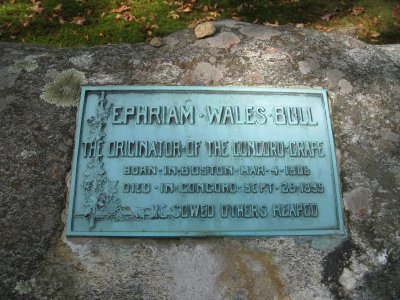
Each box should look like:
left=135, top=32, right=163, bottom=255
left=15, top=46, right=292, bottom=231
left=0, top=1, right=29, bottom=39
left=0, top=0, right=399, bottom=46
left=200, top=0, right=334, bottom=24
left=40, top=69, right=86, bottom=107
left=39, top=0, right=112, bottom=20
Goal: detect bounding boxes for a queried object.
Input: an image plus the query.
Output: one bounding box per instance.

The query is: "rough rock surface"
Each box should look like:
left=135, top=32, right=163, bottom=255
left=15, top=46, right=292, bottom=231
left=0, top=21, right=399, bottom=299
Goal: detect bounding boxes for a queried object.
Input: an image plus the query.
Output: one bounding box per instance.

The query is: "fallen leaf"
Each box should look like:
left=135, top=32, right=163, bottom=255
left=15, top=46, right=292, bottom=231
left=202, top=5, right=209, bottom=12
left=351, top=5, right=364, bottom=16
left=315, top=25, right=329, bottom=32
left=149, top=15, right=156, bottom=22
left=208, top=11, right=220, bottom=18
left=84, top=34, right=89, bottom=40
left=253, top=18, right=259, bottom=24
left=86, top=9, right=93, bottom=16
left=262, top=20, right=280, bottom=26
left=370, top=31, right=380, bottom=38
left=231, top=16, right=242, bottom=21
left=71, top=16, right=85, bottom=25
left=295, top=23, right=304, bottom=28
left=176, top=3, right=193, bottom=12
left=111, top=5, right=132, bottom=13
left=30, top=2, right=43, bottom=14
left=99, top=32, right=104, bottom=37
left=59, top=17, right=65, bottom=25
left=150, top=24, right=159, bottom=30
left=358, top=25, right=369, bottom=38
left=188, top=17, right=215, bottom=29
left=53, top=4, right=63, bottom=12
left=116, top=12, right=137, bottom=21
left=188, top=22, right=197, bottom=29
left=181, top=7, right=192, bottom=13
left=169, top=11, right=180, bottom=19
left=100, top=12, right=106, bottom=18
left=370, top=17, right=379, bottom=25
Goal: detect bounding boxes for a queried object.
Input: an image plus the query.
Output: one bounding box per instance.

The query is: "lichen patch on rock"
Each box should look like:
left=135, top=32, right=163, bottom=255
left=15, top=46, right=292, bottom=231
left=40, top=69, right=86, bottom=107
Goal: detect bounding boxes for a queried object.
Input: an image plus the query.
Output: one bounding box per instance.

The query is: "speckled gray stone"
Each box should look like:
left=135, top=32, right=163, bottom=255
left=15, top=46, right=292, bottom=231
left=326, top=69, right=344, bottom=87
left=338, top=79, right=353, bottom=94
left=182, top=61, right=223, bottom=85
left=239, top=24, right=280, bottom=40
left=69, top=53, right=94, bottom=68
left=0, top=67, right=17, bottom=90
left=0, top=21, right=399, bottom=299
left=344, top=187, right=372, bottom=217
left=298, top=61, right=311, bottom=74
left=197, top=31, right=240, bottom=49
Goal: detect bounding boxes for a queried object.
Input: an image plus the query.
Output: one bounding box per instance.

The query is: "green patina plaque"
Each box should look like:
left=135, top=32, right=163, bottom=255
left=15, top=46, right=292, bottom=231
left=67, top=86, right=344, bottom=237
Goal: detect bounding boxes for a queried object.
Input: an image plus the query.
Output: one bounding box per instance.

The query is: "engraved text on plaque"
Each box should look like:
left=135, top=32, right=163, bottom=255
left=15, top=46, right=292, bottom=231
left=67, top=86, right=344, bottom=236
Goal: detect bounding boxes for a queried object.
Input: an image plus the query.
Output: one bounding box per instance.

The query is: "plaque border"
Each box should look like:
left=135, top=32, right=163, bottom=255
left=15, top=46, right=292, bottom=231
left=66, top=86, right=345, bottom=237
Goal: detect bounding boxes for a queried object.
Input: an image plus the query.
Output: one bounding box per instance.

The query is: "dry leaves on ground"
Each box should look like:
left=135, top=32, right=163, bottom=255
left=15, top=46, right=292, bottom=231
left=115, top=12, right=137, bottom=21
left=110, top=5, right=133, bottom=13
left=315, top=24, right=330, bottom=32
left=71, top=16, right=85, bottom=25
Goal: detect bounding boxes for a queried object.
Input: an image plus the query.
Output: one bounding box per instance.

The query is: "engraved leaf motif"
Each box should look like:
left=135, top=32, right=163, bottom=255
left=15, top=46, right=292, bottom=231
left=77, top=92, right=136, bottom=229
